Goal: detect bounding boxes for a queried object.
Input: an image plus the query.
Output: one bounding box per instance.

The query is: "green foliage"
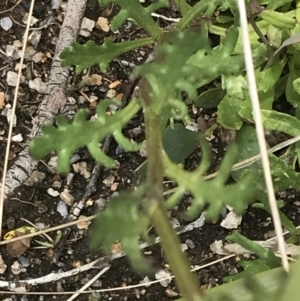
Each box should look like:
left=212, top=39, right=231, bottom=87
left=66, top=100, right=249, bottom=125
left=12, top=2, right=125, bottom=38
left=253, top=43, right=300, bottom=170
left=260, top=10, right=296, bottom=29
left=262, top=110, right=300, bottom=136
left=194, top=88, right=226, bottom=109
left=90, top=187, right=155, bottom=272
left=164, top=141, right=256, bottom=220
left=61, top=38, right=153, bottom=73
left=233, top=125, right=300, bottom=244
left=29, top=0, right=300, bottom=300
left=133, top=28, right=209, bottom=107
left=30, top=98, right=141, bottom=173
left=163, top=124, right=199, bottom=164
left=98, top=0, right=167, bottom=38
left=204, top=266, right=288, bottom=301
left=187, top=26, right=251, bottom=89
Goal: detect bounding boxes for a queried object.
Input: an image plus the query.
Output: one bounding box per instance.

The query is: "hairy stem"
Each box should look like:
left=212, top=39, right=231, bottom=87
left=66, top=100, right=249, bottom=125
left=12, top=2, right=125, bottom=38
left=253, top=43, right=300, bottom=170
left=144, top=109, right=204, bottom=301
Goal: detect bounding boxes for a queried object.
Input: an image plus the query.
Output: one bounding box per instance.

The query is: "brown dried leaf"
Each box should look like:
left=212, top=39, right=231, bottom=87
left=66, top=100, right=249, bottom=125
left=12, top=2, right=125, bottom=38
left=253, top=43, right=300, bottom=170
left=77, top=215, right=91, bottom=230
left=6, top=231, right=32, bottom=257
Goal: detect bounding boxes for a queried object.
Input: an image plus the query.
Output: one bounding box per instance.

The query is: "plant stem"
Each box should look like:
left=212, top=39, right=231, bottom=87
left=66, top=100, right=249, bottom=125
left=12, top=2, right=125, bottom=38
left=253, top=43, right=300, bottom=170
left=173, top=0, right=191, bottom=16
left=152, top=203, right=205, bottom=301
left=178, top=0, right=213, bottom=30
left=144, top=109, right=204, bottom=301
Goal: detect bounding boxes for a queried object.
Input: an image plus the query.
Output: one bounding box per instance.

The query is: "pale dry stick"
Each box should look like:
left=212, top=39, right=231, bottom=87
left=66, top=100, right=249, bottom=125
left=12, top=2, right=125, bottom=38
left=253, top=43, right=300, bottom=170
left=0, top=224, right=298, bottom=296
left=229, top=135, right=300, bottom=173
left=164, top=134, right=300, bottom=196
left=0, top=215, right=96, bottom=246
left=2, top=0, right=87, bottom=200
left=151, top=12, right=181, bottom=22
left=0, top=233, right=295, bottom=295
left=237, top=0, right=289, bottom=271
left=0, top=0, right=35, bottom=240
left=0, top=257, right=110, bottom=291
left=66, top=266, right=111, bottom=301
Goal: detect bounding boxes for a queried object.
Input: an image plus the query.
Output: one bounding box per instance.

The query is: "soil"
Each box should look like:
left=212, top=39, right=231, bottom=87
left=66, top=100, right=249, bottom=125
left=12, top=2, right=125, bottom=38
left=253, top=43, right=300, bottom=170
left=0, top=1, right=299, bottom=301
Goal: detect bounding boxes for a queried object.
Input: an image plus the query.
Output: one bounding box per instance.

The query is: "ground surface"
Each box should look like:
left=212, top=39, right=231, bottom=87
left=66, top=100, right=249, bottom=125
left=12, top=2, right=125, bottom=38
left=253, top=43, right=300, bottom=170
left=0, top=1, right=299, bottom=301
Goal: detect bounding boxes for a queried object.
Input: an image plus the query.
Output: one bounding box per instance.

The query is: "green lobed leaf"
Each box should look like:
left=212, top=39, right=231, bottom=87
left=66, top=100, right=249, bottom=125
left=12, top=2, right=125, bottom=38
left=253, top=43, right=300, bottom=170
left=99, top=0, right=166, bottom=38
left=61, top=38, right=153, bottom=73
left=269, top=154, right=300, bottom=191
left=164, top=144, right=256, bottom=220
left=222, top=74, right=248, bottom=99
left=90, top=187, right=155, bottom=272
left=217, top=95, right=243, bottom=130
left=29, top=98, right=141, bottom=173
left=178, top=0, right=218, bottom=30
left=262, top=110, right=300, bottom=136
left=189, top=26, right=259, bottom=89
left=134, top=29, right=209, bottom=102
left=234, top=20, right=269, bottom=54
left=257, top=58, right=286, bottom=93
left=194, top=88, right=226, bottom=109
left=236, top=60, right=285, bottom=123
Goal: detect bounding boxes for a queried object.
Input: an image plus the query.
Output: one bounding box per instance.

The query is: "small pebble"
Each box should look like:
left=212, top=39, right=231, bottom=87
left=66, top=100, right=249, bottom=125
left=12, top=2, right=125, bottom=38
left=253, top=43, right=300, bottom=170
left=57, top=201, right=68, bottom=217
left=12, top=133, right=23, bottom=142
left=0, top=17, right=13, bottom=31
left=47, top=188, right=60, bottom=197
left=18, top=256, right=30, bottom=267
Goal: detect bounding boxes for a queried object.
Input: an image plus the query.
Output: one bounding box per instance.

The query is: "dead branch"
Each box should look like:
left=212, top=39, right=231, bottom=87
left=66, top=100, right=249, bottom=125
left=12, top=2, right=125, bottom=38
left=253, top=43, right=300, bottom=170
left=0, top=257, right=110, bottom=292
left=2, top=0, right=87, bottom=199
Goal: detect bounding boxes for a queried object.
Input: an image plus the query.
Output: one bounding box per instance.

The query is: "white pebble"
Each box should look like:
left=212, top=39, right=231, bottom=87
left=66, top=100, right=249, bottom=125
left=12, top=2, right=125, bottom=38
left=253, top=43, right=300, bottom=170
left=12, top=133, right=23, bottom=142
left=0, top=17, right=13, bottom=31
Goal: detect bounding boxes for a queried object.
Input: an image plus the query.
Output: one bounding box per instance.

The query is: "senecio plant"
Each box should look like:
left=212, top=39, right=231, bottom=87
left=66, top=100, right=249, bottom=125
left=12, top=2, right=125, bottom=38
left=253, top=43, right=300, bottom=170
left=30, top=0, right=300, bottom=300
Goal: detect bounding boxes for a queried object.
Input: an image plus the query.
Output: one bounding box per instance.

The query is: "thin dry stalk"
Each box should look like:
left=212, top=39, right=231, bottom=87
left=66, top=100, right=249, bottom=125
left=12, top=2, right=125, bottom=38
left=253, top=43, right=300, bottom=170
left=237, top=0, right=289, bottom=271
left=0, top=0, right=35, bottom=240
left=0, top=0, right=22, bottom=14
left=66, top=267, right=111, bottom=301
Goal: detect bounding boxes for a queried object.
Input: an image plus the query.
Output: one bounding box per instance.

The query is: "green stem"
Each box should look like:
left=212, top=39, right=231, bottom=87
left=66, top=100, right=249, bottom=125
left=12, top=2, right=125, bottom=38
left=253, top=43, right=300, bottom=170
left=152, top=203, right=205, bottom=301
left=248, top=15, right=273, bottom=69
left=178, top=0, right=215, bottom=30
left=173, top=0, right=191, bottom=16
left=144, top=109, right=204, bottom=301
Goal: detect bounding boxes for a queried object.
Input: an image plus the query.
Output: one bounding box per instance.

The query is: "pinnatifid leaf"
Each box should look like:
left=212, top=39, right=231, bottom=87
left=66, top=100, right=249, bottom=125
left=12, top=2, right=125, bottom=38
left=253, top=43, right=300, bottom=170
left=29, top=99, right=141, bottom=173
left=164, top=143, right=256, bottom=220
left=61, top=38, right=153, bottom=73
left=90, top=188, right=155, bottom=272
left=99, top=0, right=167, bottom=38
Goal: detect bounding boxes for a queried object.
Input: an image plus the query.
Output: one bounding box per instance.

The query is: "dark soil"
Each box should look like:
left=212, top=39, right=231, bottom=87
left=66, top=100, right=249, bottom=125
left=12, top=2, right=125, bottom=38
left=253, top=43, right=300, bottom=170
left=0, top=1, right=299, bottom=301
